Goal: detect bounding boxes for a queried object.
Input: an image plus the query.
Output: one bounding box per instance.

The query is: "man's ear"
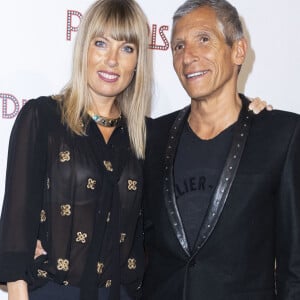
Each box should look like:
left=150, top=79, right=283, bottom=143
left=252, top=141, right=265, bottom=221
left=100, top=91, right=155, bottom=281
left=232, top=37, right=247, bottom=66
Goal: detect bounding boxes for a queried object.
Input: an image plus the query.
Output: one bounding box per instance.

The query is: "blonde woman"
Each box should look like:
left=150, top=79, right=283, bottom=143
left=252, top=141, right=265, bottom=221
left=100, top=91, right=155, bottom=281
left=0, top=0, right=152, bottom=299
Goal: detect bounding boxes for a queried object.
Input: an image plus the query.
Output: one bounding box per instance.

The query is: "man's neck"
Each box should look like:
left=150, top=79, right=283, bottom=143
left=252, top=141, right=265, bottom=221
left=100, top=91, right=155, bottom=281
left=188, top=93, right=242, bottom=140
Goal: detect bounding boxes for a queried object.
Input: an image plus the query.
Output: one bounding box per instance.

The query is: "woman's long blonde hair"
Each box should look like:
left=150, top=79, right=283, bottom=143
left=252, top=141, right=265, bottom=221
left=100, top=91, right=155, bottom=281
left=56, top=0, right=153, bottom=159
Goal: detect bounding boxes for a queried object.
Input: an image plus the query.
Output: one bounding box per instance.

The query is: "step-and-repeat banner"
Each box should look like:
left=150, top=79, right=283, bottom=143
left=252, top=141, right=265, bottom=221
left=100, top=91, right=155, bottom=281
left=0, top=0, right=300, bottom=296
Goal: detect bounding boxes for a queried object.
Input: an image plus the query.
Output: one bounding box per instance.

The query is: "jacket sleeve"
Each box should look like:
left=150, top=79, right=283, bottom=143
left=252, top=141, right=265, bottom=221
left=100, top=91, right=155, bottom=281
left=0, top=99, right=47, bottom=283
left=276, top=117, right=300, bottom=299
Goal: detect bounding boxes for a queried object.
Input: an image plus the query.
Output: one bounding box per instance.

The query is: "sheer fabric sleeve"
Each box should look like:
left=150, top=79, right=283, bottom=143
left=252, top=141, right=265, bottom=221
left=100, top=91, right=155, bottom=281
left=0, top=99, right=47, bottom=283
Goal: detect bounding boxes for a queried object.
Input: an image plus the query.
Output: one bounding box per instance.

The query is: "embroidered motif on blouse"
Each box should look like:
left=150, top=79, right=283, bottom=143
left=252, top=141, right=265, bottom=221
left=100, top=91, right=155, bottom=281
left=40, top=210, right=46, bottom=222
left=105, top=280, right=112, bottom=288
left=97, top=262, right=104, bottom=274
left=120, top=233, right=126, bottom=243
left=59, top=151, right=71, bottom=162
left=128, top=180, right=137, bottom=191
left=60, top=204, right=71, bottom=216
left=103, top=160, right=113, bottom=172
left=128, top=258, right=137, bottom=270
left=57, top=258, right=69, bottom=271
left=76, top=232, right=87, bottom=244
left=87, top=178, right=96, bottom=190
left=37, top=269, right=47, bottom=278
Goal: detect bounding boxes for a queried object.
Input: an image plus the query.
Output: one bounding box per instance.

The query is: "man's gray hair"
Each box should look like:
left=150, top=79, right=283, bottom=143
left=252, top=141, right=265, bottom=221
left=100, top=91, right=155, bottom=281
left=173, top=0, right=244, bottom=46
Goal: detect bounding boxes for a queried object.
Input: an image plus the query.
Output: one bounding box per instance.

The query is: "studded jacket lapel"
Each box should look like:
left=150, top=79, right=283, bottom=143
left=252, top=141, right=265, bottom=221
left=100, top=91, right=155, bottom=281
left=193, top=95, right=253, bottom=253
left=163, top=95, right=253, bottom=257
left=164, top=105, right=191, bottom=256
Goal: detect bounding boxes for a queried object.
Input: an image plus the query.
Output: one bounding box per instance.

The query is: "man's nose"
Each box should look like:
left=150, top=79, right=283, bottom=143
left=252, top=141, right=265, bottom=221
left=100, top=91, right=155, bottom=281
left=183, top=45, right=198, bottom=65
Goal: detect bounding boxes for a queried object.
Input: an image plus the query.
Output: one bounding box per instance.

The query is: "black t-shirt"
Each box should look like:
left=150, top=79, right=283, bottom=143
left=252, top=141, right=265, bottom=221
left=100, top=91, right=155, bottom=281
left=174, top=121, right=235, bottom=251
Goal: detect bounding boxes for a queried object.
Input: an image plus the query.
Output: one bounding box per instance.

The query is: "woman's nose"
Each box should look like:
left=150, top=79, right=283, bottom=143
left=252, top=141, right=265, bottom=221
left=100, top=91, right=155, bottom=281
left=105, top=49, right=119, bottom=68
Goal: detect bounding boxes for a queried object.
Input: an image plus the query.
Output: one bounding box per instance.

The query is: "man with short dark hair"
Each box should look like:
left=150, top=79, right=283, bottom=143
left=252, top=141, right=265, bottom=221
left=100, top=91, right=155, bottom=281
left=143, top=0, right=300, bottom=299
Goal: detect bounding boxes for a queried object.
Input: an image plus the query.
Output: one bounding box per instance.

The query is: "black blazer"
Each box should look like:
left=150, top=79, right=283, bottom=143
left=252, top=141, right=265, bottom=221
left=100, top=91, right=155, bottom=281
left=143, top=95, right=300, bottom=300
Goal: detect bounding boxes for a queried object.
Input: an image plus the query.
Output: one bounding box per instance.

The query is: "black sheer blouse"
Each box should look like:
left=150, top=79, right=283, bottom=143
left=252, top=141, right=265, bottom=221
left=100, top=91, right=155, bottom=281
left=0, top=97, right=144, bottom=299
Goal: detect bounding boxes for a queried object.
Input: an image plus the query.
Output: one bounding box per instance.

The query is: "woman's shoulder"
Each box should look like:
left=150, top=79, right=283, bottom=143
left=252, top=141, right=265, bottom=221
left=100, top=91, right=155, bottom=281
left=23, top=95, right=59, bottom=110
left=12, top=96, right=62, bottom=133
left=20, top=95, right=61, bottom=119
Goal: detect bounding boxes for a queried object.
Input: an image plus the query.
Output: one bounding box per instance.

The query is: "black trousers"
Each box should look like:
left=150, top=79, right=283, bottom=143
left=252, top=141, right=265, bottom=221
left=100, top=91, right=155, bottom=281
left=29, top=281, right=133, bottom=300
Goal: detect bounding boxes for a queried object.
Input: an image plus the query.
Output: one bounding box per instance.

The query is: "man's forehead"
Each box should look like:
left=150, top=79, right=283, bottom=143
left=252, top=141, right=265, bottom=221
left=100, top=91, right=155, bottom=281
left=173, top=22, right=216, bottom=34
left=172, top=7, right=221, bottom=40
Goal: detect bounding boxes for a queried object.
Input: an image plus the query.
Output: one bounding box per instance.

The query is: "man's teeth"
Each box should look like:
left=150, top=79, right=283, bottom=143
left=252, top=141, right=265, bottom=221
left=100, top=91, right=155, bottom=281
left=186, top=71, right=207, bottom=78
left=99, top=72, right=118, bottom=80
